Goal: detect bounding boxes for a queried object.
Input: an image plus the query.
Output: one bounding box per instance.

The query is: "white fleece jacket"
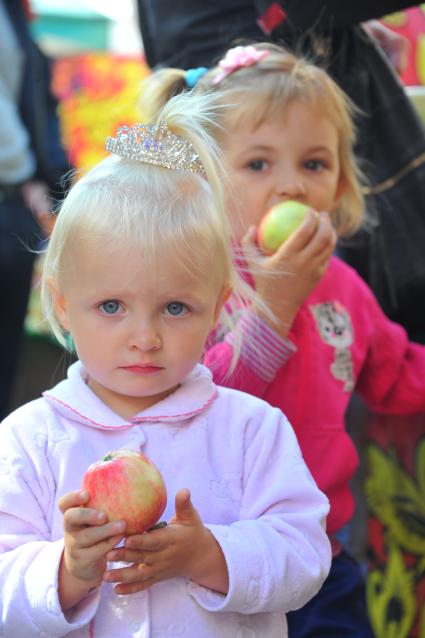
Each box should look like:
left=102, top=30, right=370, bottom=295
left=0, top=362, right=331, bottom=637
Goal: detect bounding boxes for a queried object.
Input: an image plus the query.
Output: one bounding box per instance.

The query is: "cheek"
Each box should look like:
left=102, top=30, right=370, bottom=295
left=176, top=324, right=211, bottom=358
left=70, top=319, right=115, bottom=358
left=226, top=197, right=257, bottom=241
left=70, top=335, right=97, bottom=362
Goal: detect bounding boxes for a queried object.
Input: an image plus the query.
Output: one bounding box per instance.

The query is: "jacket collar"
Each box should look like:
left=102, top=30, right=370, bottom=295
left=43, top=361, right=217, bottom=430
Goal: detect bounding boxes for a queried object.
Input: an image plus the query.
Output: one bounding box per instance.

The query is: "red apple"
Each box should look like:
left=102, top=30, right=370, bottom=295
left=257, top=200, right=311, bottom=254
left=81, top=449, right=167, bottom=535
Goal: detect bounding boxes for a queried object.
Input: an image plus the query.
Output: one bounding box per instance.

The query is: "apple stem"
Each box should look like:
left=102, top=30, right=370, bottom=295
left=148, top=521, right=167, bottom=531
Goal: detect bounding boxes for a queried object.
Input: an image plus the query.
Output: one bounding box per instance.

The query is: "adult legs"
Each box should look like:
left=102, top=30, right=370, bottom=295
left=0, top=194, right=38, bottom=420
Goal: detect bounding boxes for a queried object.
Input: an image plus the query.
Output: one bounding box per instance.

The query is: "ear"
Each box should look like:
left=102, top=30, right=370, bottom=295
left=48, top=280, right=70, bottom=332
left=213, top=282, right=233, bottom=324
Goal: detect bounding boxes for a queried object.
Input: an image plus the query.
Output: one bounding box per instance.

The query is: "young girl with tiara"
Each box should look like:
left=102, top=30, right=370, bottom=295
left=0, top=92, right=331, bottom=637
left=140, top=43, right=425, bottom=636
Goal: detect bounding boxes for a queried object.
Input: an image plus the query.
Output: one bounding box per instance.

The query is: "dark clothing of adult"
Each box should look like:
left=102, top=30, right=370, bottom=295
left=287, top=550, right=374, bottom=638
left=137, top=0, right=417, bottom=69
left=137, top=1, right=425, bottom=344
left=0, top=0, right=69, bottom=420
left=3, top=1, right=67, bottom=195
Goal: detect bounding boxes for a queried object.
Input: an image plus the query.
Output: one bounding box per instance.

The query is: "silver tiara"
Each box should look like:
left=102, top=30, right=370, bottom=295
left=105, top=120, right=205, bottom=175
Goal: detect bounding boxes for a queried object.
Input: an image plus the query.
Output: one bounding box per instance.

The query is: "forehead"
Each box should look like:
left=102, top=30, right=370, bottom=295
left=63, top=236, right=220, bottom=294
left=224, top=100, right=339, bottom=152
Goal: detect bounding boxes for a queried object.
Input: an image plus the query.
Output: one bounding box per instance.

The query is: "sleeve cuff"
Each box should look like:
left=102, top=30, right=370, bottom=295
left=225, top=311, right=296, bottom=382
left=24, top=539, right=100, bottom=634
left=186, top=524, right=246, bottom=613
left=188, top=522, right=275, bottom=614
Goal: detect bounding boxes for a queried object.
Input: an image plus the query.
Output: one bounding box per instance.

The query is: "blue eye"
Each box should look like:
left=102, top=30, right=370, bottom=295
left=165, top=301, right=187, bottom=316
left=248, top=159, right=268, bottom=172
left=99, top=300, right=121, bottom=315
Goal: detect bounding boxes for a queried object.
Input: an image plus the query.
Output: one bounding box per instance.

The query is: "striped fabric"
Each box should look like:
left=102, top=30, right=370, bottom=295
left=225, top=311, right=296, bottom=382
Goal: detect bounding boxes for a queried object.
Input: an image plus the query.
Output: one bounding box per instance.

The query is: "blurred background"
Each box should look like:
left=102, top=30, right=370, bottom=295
left=25, top=1, right=425, bottom=174
left=15, top=1, right=425, bottom=384
left=29, top=0, right=147, bottom=172
left=7, top=3, right=425, bottom=637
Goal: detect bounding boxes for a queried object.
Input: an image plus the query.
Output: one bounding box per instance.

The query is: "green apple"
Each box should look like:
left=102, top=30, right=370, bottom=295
left=257, top=200, right=310, bottom=254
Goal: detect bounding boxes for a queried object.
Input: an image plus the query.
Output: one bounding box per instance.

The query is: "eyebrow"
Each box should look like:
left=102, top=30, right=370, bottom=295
left=239, top=143, right=335, bottom=156
left=307, top=146, right=334, bottom=154
left=241, top=144, right=274, bottom=153
left=85, top=286, right=137, bottom=300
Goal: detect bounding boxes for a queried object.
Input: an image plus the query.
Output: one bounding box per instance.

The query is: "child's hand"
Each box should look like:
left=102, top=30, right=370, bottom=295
left=58, top=490, right=126, bottom=610
left=104, top=488, right=228, bottom=596
left=244, top=209, right=336, bottom=338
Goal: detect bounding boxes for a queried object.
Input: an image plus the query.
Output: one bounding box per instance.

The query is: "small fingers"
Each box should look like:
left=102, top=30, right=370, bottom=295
left=62, top=505, right=108, bottom=532
left=273, top=209, right=319, bottom=256
left=58, top=490, right=89, bottom=514
left=78, top=520, right=126, bottom=547
left=288, top=210, right=335, bottom=260
left=291, top=208, right=320, bottom=242
left=80, top=521, right=125, bottom=545
left=64, top=513, right=126, bottom=552
left=125, top=529, right=167, bottom=551
left=105, top=527, right=167, bottom=565
left=97, top=533, right=127, bottom=556
left=311, top=212, right=337, bottom=255
left=106, top=547, right=148, bottom=564
left=113, top=577, right=155, bottom=596
left=69, top=532, right=126, bottom=565
left=107, top=523, right=170, bottom=561
left=104, top=562, right=154, bottom=586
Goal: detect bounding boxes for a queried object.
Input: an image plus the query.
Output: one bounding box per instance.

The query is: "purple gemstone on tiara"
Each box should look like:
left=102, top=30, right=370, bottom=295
left=104, top=120, right=205, bottom=175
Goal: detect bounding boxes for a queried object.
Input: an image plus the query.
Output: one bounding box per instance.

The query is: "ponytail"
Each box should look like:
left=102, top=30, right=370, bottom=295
left=140, top=68, right=188, bottom=121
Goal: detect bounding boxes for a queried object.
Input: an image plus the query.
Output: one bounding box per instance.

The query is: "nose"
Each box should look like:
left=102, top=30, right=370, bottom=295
left=275, top=168, right=306, bottom=200
left=128, top=321, right=161, bottom=352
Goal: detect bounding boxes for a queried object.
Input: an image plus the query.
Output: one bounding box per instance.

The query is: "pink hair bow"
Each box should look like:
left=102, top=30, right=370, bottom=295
left=213, top=46, right=269, bottom=85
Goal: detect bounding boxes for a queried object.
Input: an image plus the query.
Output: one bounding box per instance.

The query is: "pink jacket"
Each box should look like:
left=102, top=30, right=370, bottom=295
left=205, top=257, right=425, bottom=535
left=0, top=362, right=330, bottom=638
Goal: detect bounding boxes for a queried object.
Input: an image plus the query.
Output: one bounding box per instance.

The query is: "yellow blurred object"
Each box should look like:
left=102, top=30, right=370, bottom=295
left=382, top=11, right=408, bottom=28
left=52, top=52, right=151, bottom=171
left=365, top=442, right=425, bottom=555
left=416, top=34, right=425, bottom=84
left=367, top=542, right=416, bottom=638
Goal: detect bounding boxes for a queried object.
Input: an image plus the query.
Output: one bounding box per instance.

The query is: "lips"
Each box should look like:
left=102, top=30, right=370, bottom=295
left=121, top=365, right=164, bottom=374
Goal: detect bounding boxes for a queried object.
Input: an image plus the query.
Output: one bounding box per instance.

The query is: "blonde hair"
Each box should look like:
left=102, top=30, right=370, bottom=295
left=41, top=92, right=260, bottom=360
left=140, top=42, right=364, bottom=236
